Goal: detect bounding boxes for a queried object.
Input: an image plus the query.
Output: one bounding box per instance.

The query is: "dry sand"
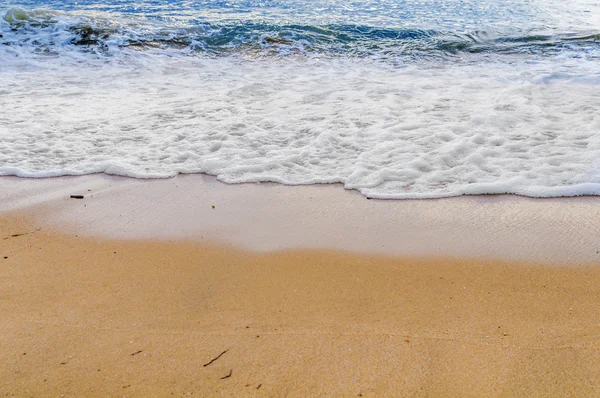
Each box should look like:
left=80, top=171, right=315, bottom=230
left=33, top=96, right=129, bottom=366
left=2, top=175, right=600, bottom=396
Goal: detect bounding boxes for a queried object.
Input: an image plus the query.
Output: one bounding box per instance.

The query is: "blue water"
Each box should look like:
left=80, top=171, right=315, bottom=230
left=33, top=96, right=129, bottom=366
left=2, top=0, right=599, bottom=61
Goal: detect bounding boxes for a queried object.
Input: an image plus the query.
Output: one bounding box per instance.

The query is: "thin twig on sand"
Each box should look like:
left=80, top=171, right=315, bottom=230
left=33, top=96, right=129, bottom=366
left=203, top=349, right=229, bottom=367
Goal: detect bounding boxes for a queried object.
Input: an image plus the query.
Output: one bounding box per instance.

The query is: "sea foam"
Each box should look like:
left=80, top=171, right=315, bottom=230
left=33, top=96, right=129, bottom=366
left=1, top=53, right=600, bottom=198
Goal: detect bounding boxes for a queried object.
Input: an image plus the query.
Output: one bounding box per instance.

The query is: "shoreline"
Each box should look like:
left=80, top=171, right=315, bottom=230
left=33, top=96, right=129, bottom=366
left=2, top=173, right=600, bottom=265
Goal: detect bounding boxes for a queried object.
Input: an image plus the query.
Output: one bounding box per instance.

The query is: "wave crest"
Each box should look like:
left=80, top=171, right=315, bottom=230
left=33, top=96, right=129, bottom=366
left=2, top=7, right=599, bottom=61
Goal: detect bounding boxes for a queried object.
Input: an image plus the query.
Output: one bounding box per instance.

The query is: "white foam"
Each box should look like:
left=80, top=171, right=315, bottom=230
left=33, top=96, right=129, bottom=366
left=1, top=54, right=600, bottom=199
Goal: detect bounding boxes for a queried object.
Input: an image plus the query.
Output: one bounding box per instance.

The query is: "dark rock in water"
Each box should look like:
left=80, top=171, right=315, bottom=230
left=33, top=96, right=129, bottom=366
left=70, top=195, right=84, bottom=199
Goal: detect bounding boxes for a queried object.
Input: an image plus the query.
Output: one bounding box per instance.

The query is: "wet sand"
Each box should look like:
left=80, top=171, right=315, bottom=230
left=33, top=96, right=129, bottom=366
left=2, top=175, right=600, bottom=396
left=3, top=174, right=600, bottom=264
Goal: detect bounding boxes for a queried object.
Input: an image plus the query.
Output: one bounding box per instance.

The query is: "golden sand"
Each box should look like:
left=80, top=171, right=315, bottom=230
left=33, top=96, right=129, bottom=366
left=2, top=213, right=600, bottom=397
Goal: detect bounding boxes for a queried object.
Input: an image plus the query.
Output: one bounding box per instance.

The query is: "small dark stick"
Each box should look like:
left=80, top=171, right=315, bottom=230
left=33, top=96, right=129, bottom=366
left=220, top=369, right=233, bottom=380
left=203, top=349, right=229, bottom=367
left=70, top=195, right=84, bottom=199
left=4, top=228, right=41, bottom=240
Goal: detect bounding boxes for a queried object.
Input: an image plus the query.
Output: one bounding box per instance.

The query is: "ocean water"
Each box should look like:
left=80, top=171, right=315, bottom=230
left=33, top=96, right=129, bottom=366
left=1, top=1, right=599, bottom=198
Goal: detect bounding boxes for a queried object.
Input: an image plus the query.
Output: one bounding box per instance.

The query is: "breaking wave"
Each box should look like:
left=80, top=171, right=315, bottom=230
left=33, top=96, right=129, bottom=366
left=2, top=7, right=599, bottom=60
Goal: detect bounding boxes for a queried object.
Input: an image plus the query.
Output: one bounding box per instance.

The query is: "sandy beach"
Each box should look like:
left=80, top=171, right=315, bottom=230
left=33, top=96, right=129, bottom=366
left=4, top=0, right=600, bottom=395
left=2, top=175, right=600, bottom=396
